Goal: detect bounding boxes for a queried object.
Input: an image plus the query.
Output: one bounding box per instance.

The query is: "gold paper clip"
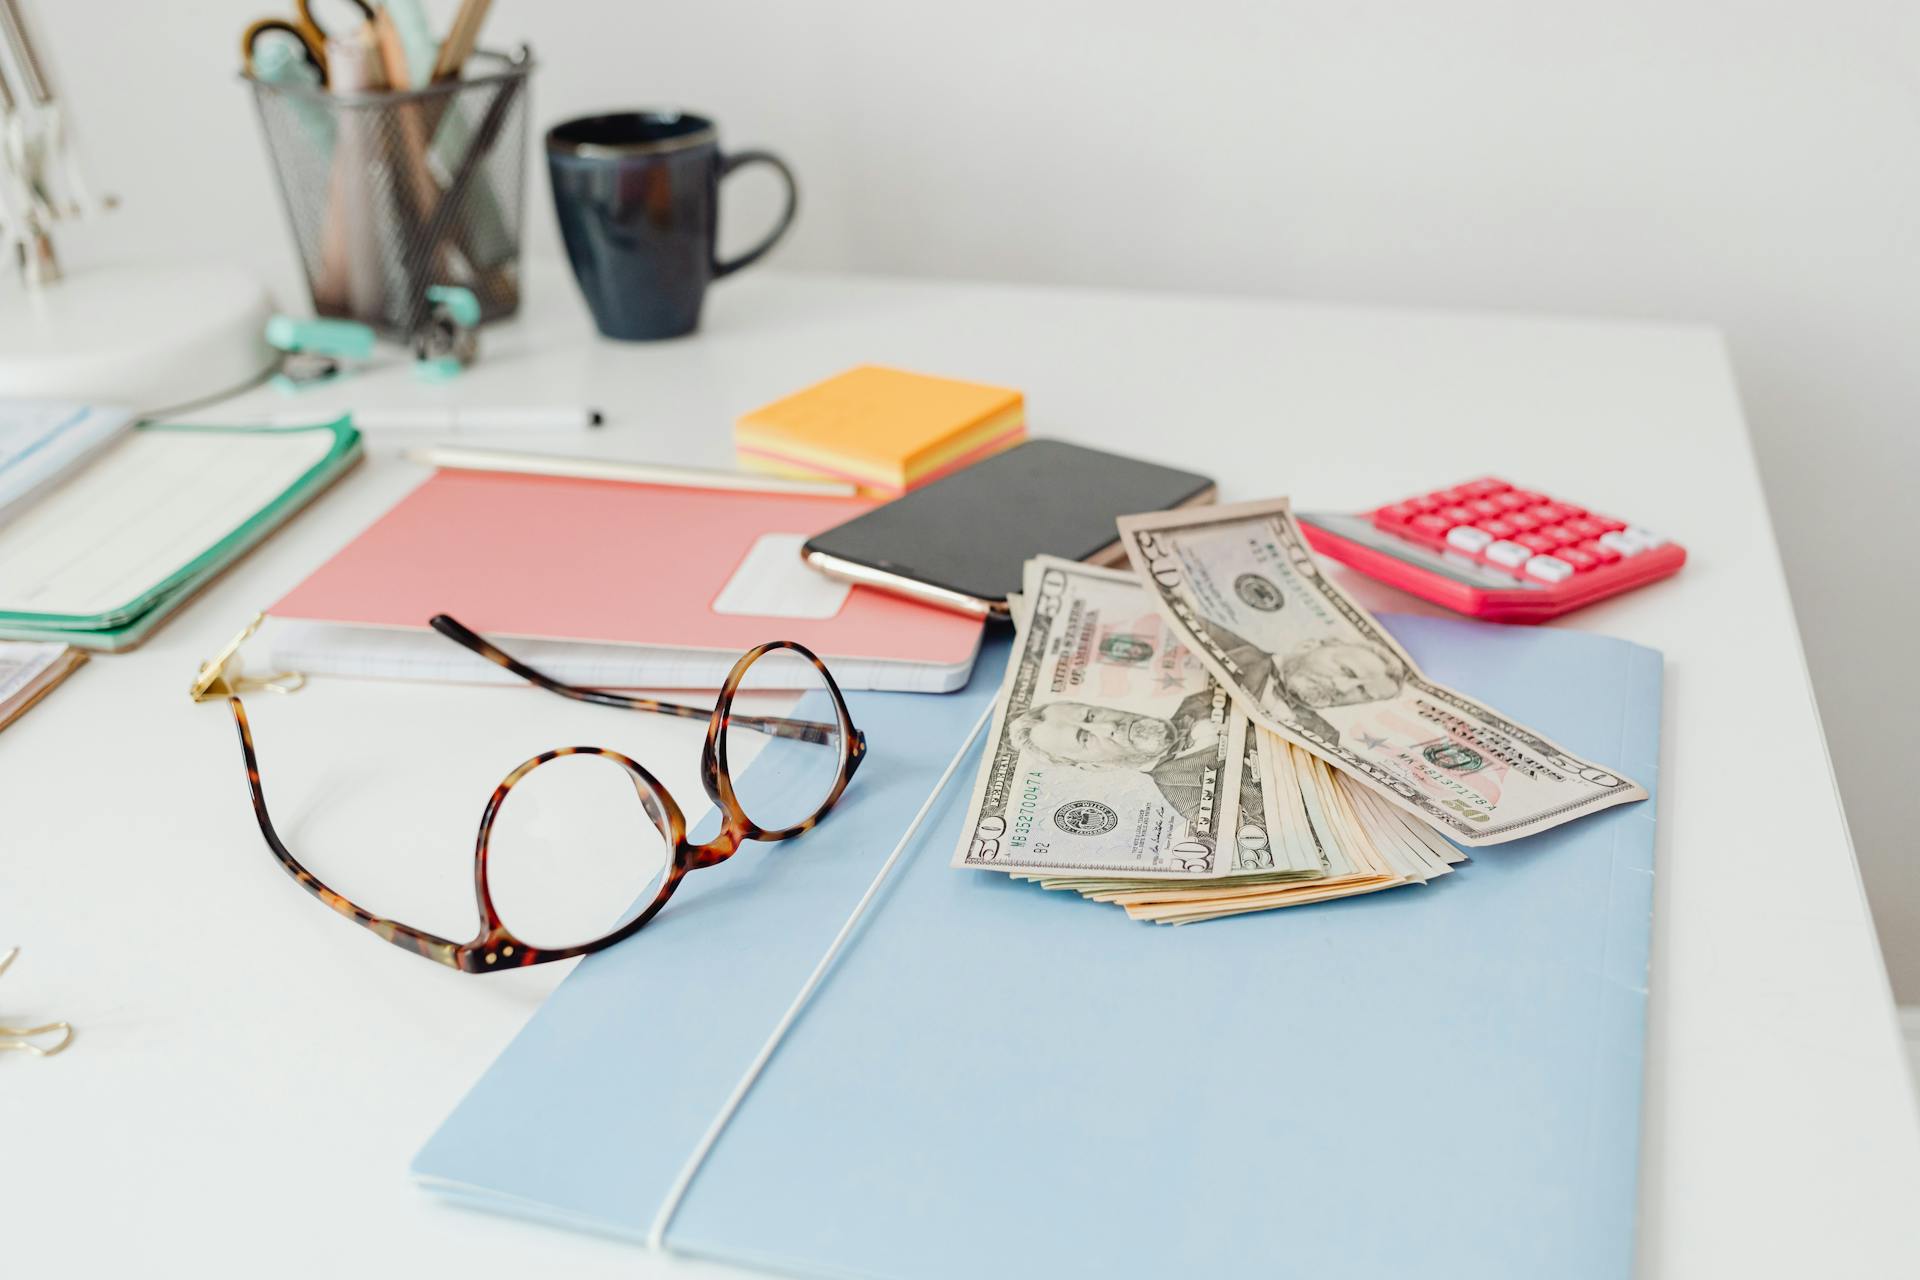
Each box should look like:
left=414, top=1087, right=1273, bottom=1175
left=0, top=947, right=73, bottom=1057
left=191, top=612, right=306, bottom=702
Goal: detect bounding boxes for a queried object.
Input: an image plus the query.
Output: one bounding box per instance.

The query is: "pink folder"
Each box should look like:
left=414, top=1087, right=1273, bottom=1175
left=270, top=471, right=983, bottom=684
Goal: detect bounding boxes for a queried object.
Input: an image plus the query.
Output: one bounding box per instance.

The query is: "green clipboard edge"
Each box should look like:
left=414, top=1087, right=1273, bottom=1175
left=0, top=419, right=363, bottom=652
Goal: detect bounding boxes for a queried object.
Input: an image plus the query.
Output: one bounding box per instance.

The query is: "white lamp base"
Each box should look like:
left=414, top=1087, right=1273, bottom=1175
left=0, top=263, right=277, bottom=414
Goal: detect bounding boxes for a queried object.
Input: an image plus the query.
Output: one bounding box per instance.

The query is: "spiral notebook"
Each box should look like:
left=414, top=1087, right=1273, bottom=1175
left=415, top=615, right=1664, bottom=1280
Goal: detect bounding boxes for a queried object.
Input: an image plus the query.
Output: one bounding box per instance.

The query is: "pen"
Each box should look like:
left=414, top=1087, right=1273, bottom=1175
left=271, top=406, right=606, bottom=432
left=403, top=445, right=859, bottom=497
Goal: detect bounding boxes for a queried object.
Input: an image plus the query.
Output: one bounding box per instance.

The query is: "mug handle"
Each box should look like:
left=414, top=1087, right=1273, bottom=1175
left=712, top=150, right=799, bottom=279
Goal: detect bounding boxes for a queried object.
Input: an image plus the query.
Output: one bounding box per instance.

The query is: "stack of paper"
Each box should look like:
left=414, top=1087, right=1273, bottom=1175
left=0, top=640, right=85, bottom=732
left=734, top=364, right=1026, bottom=497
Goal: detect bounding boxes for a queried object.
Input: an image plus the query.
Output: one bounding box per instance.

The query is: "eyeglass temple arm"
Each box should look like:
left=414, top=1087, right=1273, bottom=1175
left=225, top=696, right=465, bottom=969
left=428, top=615, right=842, bottom=745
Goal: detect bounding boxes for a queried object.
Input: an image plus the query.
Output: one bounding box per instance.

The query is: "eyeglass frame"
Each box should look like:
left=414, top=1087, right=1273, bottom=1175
left=191, top=613, right=867, bottom=973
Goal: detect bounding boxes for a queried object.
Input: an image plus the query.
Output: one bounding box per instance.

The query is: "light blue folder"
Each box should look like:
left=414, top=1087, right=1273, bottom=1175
left=415, top=615, right=1663, bottom=1279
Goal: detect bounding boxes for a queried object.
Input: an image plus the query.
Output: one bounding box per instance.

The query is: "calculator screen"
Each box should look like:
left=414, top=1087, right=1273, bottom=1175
left=1298, top=512, right=1549, bottom=591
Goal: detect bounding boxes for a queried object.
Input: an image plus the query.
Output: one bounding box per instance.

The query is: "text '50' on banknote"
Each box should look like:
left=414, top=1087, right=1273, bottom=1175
left=951, top=559, right=1243, bottom=879
left=1115, top=499, right=1646, bottom=848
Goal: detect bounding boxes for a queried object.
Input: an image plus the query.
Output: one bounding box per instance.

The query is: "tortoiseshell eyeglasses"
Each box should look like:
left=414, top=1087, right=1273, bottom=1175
left=191, top=614, right=866, bottom=972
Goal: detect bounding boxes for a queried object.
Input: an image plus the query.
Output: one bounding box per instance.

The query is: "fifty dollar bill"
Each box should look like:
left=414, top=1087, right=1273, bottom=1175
left=1115, top=499, right=1646, bottom=847
left=953, top=559, right=1286, bottom=879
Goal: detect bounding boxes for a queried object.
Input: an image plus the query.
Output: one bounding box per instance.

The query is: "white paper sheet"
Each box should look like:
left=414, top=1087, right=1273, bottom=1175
left=0, top=400, right=134, bottom=526
left=0, top=640, right=67, bottom=704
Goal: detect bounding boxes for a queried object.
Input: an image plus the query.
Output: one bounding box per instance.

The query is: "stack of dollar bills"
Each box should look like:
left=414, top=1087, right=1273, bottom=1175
left=949, top=499, right=1647, bottom=924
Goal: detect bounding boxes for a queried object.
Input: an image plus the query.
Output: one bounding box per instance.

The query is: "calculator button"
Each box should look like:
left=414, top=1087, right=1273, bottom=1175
left=1576, top=539, right=1621, bottom=565
left=1492, top=491, right=1533, bottom=511
left=1375, top=502, right=1419, bottom=527
left=1461, top=478, right=1511, bottom=497
left=1590, top=515, right=1628, bottom=533
left=1598, top=531, right=1644, bottom=557
left=1445, top=526, right=1494, bottom=554
left=1556, top=546, right=1599, bottom=571
left=1441, top=504, right=1477, bottom=524
left=1623, top=525, right=1668, bottom=549
left=1475, top=517, right=1517, bottom=539
left=1433, top=487, right=1473, bottom=504
left=1528, top=503, right=1571, bottom=523
left=1562, top=517, right=1604, bottom=539
left=1504, top=511, right=1540, bottom=532
left=1483, top=540, right=1533, bottom=570
left=1523, top=554, right=1575, bottom=584
left=1507, top=490, right=1545, bottom=506
left=1467, top=498, right=1503, bottom=519
left=1534, top=524, right=1577, bottom=546
left=1407, top=514, right=1453, bottom=545
left=1407, top=494, right=1441, bottom=513
left=1515, top=533, right=1558, bottom=554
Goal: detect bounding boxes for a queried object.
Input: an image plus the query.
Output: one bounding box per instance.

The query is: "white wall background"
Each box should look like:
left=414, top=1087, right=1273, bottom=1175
left=28, top=1, right=1920, bottom=996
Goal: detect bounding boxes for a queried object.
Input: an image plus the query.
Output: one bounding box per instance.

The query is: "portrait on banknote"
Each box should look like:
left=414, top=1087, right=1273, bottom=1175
left=1007, top=689, right=1224, bottom=826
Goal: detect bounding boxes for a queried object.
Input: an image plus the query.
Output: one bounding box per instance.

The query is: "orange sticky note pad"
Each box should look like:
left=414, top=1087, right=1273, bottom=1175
left=734, top=365, right=1026, bottom=497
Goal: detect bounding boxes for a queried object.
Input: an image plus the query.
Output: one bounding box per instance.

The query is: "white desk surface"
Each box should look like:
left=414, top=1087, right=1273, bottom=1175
left=4, top=267, right=1917, bottom=1276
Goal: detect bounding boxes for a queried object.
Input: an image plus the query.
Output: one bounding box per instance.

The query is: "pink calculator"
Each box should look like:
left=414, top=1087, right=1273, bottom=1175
left=1297, top=478, right=1685, bottom=624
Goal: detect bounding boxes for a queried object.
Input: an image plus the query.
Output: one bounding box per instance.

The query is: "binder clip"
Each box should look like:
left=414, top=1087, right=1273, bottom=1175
left=264, top=314, right=377, bottom=394
left=411, top=285, right=481, bottom=381
left=0, top=947, right=73, bottom=1058
left=190, top=613, right=305, bottom=703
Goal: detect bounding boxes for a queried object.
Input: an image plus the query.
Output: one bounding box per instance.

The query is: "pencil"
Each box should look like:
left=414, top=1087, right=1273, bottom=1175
left=405, top=445, right=862, bottom=498
left=430, top=0, right=493, bottom=82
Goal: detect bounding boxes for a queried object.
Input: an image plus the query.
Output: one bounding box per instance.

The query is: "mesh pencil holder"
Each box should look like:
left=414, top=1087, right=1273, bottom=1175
left=247, top=47, right=533, bottom=339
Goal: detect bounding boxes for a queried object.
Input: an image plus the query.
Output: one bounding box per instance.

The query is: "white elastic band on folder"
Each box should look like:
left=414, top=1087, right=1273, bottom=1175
left=646, top=702, right=995, bottom=1251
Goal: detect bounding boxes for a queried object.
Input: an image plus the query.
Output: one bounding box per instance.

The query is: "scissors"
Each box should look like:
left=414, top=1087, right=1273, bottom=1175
left=240, top=0, right=375, bottom=84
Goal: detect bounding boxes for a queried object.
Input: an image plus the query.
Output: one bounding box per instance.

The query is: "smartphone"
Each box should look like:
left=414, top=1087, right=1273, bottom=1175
left=802, top=439, right=1216, bottom=619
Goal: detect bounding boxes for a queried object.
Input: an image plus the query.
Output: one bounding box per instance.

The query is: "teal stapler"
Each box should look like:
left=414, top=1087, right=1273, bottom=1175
left=266, top=286, right=483, bottom=390
left=264, top=314, right=377, bottom=393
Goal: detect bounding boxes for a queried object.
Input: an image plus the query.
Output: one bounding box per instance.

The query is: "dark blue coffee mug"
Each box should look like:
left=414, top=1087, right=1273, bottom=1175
left=546, top=111, right=797, bottom=340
